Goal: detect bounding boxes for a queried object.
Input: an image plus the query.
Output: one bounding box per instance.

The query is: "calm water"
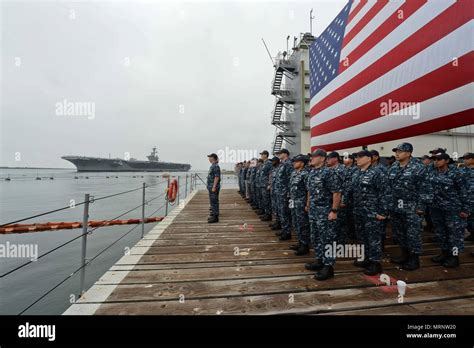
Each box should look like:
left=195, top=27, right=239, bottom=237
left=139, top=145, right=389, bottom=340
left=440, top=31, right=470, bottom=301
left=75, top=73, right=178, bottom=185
left=0, top=168, right=237, bottom=315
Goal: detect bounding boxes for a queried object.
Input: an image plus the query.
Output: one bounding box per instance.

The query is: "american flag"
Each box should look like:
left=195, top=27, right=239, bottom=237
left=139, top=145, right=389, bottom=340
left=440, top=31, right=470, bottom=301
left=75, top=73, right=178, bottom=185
left=309, top=0, right=474, bottom=151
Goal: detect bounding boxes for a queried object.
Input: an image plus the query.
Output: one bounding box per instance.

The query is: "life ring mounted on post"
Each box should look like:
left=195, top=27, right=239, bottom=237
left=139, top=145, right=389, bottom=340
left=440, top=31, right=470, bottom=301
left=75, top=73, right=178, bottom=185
left=167, top=178, right=178, bottom=203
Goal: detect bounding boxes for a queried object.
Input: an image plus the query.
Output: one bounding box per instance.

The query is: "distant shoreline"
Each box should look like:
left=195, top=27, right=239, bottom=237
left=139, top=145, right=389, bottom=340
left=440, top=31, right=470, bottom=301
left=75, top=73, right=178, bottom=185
left=0, top=166, right=73, bottom=170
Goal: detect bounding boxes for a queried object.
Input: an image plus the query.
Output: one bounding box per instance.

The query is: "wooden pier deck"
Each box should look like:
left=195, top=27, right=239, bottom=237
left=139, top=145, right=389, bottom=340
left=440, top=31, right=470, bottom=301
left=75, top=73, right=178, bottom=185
left=64, top=189, right=474, bottom=315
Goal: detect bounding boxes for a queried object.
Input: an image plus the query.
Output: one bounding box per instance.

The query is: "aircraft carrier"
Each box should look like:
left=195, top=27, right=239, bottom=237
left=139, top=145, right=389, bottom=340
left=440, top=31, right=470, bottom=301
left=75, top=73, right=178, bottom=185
left=62, top=147, right=191, bottom=172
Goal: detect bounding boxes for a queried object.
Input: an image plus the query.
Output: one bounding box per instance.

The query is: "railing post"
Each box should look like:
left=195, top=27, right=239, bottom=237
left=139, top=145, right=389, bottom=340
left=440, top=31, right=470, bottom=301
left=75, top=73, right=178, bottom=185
left=79, top=193, right=90, bottom=298
left=141, top=182, right=146, bottom=239
left=177, top=176, right=180, bottom=206
left=165, top=176, right=170, bottom=216
left=185, top=174, right=188, bottom=198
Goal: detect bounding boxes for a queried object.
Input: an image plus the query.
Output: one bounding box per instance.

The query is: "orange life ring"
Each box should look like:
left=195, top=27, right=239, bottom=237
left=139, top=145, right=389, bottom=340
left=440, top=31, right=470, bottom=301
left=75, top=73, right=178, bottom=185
left=168, top=179, right=178, bottom=202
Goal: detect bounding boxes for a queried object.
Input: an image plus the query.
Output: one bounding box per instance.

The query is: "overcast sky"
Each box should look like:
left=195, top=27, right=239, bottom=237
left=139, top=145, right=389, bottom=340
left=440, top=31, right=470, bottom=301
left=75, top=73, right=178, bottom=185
left=1, top=0, right=345, bottom=170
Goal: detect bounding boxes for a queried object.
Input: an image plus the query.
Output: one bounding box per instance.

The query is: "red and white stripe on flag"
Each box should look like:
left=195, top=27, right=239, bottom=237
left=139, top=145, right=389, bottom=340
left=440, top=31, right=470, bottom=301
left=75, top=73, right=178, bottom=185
left=310, top=0, right=474, bottom=152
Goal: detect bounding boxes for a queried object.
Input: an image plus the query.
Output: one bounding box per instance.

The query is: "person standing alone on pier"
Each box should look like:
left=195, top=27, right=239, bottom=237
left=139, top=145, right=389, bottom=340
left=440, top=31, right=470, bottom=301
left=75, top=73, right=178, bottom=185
left=207, top=153, right=221, bottom=223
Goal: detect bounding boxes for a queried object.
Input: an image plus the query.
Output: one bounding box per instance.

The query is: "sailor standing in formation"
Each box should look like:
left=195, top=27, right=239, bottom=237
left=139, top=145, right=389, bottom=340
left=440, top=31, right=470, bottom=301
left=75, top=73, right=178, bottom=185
left=234, top=143, right=472, bottom=281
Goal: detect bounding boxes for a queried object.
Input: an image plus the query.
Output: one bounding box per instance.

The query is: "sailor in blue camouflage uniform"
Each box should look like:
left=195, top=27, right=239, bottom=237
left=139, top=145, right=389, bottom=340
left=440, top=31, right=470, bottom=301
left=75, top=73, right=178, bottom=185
left=430, top=151, right=469, bottom=268
left=257, top=151, right=273, bottom=222
left=387, top=143, right=433, bottom=271
left=460, top=153, right=474, bottom=243
left=288, top=154, right=311, bottom=256
left=326, top=151, right=347, bottom=244
left=344, top=150, right=389, bottom=276
left=244, top=161, right=251, bottom=201
left=305, top=149, right=342, bottom=281
left=206, top=153, right=221, bottom=223
left=270, top=156, right=281, bottom=230
left=342, top=153, right=358, bottom=240
left=249, top=159, right=258, bottom=209
left=238, top=161, right=246, bottom=197
left=370, top=150, right=388, bottom=175
left=274, top=149, right=293, bottom=241
left=254, top=159, right=264, bottom=214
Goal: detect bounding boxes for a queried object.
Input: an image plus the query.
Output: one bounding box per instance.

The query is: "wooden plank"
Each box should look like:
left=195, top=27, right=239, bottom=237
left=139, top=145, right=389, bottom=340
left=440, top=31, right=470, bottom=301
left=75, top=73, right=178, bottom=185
left=326, top=297, right=474, bottom=315
left=96, top=263, right=474, bottom=302
left=93, top=278, right=474, bottom=315
left=102, top=257, right=474, bottom=284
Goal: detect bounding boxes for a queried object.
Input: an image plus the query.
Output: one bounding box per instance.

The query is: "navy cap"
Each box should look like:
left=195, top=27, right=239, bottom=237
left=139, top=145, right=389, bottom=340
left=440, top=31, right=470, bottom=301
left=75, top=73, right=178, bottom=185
left=260, top=150, right=269, bottom=156
left=310, top=149, right=327, bottom=157
left=370, top=149, right=380, bottom=157
left=392, top=143, right=413, bottom=153
left=460, top=152, right=474, bottom=160
left=292, top=154, right=309, bottom=164
left=431, top=152, right=450, bottom=161
left=278, top=148, right=290, bottom=155
left=271, top=156, right=279, bottom=161
left=207, top=153, right=218, bottom=159
left=421, top=155, right=431, bottom=160
left=429, top=147, right=446, bottom=154
left=327, top=151, right=340, bottom=159
left=356, top=150, right=373, bottom=158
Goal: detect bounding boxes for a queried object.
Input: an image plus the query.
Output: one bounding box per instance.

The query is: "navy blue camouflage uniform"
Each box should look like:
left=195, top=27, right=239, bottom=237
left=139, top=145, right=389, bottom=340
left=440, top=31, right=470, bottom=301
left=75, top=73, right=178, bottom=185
left=345, top=166, right=389, bottom=263
left=387, top=158, right=433, bottom=255
left=259, top=159, right=273, bottom=216
left=329, top=164, right=347, bottom=244
left=430, top=166, right=469, bottom=255
left=270, top=164, right=280, bottom=223
left=290, top=167, right=310, bottom=246
left=459, top=166, right=474, bottom=235
left=275, top=159, right=293, bottom=237
left=306, top=166, right=342, bottom=266
left=207, top=162, right=221, bottom=217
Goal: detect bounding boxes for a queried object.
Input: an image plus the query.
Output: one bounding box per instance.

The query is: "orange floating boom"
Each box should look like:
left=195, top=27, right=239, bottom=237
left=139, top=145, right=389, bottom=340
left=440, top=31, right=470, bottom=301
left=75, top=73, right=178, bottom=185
left=0, top=217, right=165, bottom=234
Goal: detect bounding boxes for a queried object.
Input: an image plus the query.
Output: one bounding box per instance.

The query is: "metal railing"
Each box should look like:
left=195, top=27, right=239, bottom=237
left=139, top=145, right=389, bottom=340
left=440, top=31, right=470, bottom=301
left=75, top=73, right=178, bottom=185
left=0, top=173, right=203, bottom=314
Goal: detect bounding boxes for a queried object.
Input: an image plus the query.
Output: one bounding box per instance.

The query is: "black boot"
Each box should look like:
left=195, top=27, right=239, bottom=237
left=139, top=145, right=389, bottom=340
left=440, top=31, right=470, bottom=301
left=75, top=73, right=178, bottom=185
left=271, top=223, right=282, bottom=231
left=431, top=250, right=449, bottom=264
left=363, top=261, right=382, bottom=276
left=289, top=243, right=301, bottom=251
left=294, top=244, right=310, bottom=256
left=442, top=255, right=460, bottom=268
left=353, top=259, right=370, bottom=268
left=314, top=265, right=334, bottom=281
left=305, top=259, right=323, bottom=271
left=465, top=233, right=474, bottom=242
left=256, top=210, right=265, bottom=215
left=207, top=215, right=219, bottom=224
left=274, top=231, right=283, bottom=237
left=261, top=215, right=272, bottom=221
left=401, top=253, right=420, bottom=271
left=390, top=247, right=410, bottom=264
left=279, top=234, right=291, bottom=241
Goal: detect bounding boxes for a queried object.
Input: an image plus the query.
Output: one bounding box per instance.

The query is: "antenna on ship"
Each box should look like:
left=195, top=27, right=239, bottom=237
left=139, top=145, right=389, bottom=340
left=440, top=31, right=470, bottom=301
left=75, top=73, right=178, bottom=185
left=261, top=38, right=275, bottom=67
left=310, top=8, right=315, bottom=34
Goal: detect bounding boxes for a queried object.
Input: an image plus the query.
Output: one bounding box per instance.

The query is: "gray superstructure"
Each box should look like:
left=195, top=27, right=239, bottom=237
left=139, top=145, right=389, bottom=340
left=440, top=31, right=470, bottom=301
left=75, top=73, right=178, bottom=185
left=62, top=147, right=191, bottom=172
